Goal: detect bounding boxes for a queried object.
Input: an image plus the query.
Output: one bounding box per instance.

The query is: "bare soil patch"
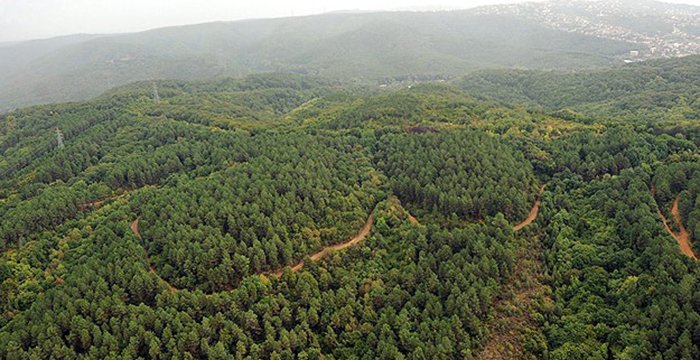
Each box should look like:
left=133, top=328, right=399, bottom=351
left=514, top=185, right=545, bottom=231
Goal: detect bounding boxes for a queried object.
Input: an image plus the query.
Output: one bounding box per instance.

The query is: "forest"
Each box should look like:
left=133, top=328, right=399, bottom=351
left=1, top=56, right=700, bottom=359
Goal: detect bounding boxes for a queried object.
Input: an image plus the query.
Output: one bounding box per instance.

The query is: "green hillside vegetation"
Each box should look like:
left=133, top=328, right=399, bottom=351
left=2, top=59, right=700, bottom=358
left=459, top=55, right=700, bottom=123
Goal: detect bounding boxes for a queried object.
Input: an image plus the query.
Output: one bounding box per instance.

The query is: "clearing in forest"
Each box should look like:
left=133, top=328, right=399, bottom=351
left=479, top=186, right=550, bottom=359
left=477, top=233, right=550, bottom=360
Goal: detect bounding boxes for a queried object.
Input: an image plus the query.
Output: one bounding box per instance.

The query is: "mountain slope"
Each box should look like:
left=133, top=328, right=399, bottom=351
left=459, top=55, right=700, bottom=121
left=2, top=69, right=700, bottom=359
left=0, top=10, right=637, bottom=111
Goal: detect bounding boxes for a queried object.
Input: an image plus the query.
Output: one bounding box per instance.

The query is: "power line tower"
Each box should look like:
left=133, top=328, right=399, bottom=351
left=152, top=81, right=160, bottom=104
left=55, top=128, right=65, bottom=150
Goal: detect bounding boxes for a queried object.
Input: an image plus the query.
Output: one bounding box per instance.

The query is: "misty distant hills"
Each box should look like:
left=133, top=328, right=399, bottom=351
left=2, top=1, right=695, bottom=111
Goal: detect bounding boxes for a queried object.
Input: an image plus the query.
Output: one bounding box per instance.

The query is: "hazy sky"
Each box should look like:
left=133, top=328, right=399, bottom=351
left=1, top=0, right=699, bottom=42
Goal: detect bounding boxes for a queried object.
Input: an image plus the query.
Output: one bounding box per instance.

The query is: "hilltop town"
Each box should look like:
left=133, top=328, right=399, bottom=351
left=475, top=0, right=700, bottom=61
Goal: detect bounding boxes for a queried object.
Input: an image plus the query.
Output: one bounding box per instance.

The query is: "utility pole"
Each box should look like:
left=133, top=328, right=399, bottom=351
left=55, top=128, right=65, bottom=150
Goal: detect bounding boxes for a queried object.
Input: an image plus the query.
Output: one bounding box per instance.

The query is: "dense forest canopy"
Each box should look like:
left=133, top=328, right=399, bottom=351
left=1, top=55, right=700, bottom=359
left=459, top=56, right=700, bottom=123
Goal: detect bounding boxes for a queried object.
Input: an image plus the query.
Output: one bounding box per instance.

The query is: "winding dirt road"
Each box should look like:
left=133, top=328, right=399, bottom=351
left=658, top=196, right=697, bottom=260
left=513, top=185, right=545, bottom=231
left=130, top=212, right=376, bottom=291
left=271, top=214, right=375, bottom=276
left=129, top=188, right=544, bottom=294
left=272, top=204, right=423, bottom=276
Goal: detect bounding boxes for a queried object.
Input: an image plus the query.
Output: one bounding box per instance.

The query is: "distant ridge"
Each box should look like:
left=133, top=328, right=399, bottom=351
left=4, top=1, right=692, bottom=111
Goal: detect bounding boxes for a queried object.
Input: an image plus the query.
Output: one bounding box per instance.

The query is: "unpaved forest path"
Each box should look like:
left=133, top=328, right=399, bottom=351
left=513, top=185, right=546, bottom=231
left=130, top=210, right=379, bottom=292
left=270, top=214, right=375, bottom=276
left=130, top=186, right=531, bottom=295
left=271, top=205, right=422, bottom=276
left=130, top=218, right=140, bottom=238
left=658, top=196, right=697, bottom=260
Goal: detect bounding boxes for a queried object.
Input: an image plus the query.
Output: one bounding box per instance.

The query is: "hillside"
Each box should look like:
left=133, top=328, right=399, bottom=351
left=0, top=9, right=638, bottom=111
left=459, top=55, right=700, bottom=122
left=2, top=67, right=700, bottom=357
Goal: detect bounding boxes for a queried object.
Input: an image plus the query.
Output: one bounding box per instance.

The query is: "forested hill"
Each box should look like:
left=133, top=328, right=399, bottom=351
left=3, top=70, right=700, bottom=358
left=459, top=55, right=700, bottom=121
left=0, top=9, right=637, bottom=111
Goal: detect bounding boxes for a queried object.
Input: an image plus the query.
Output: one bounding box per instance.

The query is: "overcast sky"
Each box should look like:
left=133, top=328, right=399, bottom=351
left=1, top=0, right=700, bottom=42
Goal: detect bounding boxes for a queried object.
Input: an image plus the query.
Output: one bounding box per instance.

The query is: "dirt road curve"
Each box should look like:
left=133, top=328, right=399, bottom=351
left=658, top=196, right=697, bottom=259
left=129, top=191, right=513, bottom=292
left=513, top=185, right=545, bottom=231
left=272, top=214, right=374, bottom=276
left=130, top=218, right=140, bottom=238
left=130, top=212, right=375, bottom=292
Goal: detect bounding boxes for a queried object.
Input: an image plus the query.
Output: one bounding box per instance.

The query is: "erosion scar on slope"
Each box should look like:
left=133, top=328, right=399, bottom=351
left=513, top=185, right=545, bottom=231
left=658, top=196, right=697, bottom=260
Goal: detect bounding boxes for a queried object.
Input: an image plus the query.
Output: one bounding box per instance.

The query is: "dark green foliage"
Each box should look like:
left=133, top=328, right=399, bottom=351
left=135, top=132, right=381, bottom=292
left=543, top=168, right=700, bottom=359
left=0, top=197, right=520, bottom=358
left=376, top=131, right=538, bottom=222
